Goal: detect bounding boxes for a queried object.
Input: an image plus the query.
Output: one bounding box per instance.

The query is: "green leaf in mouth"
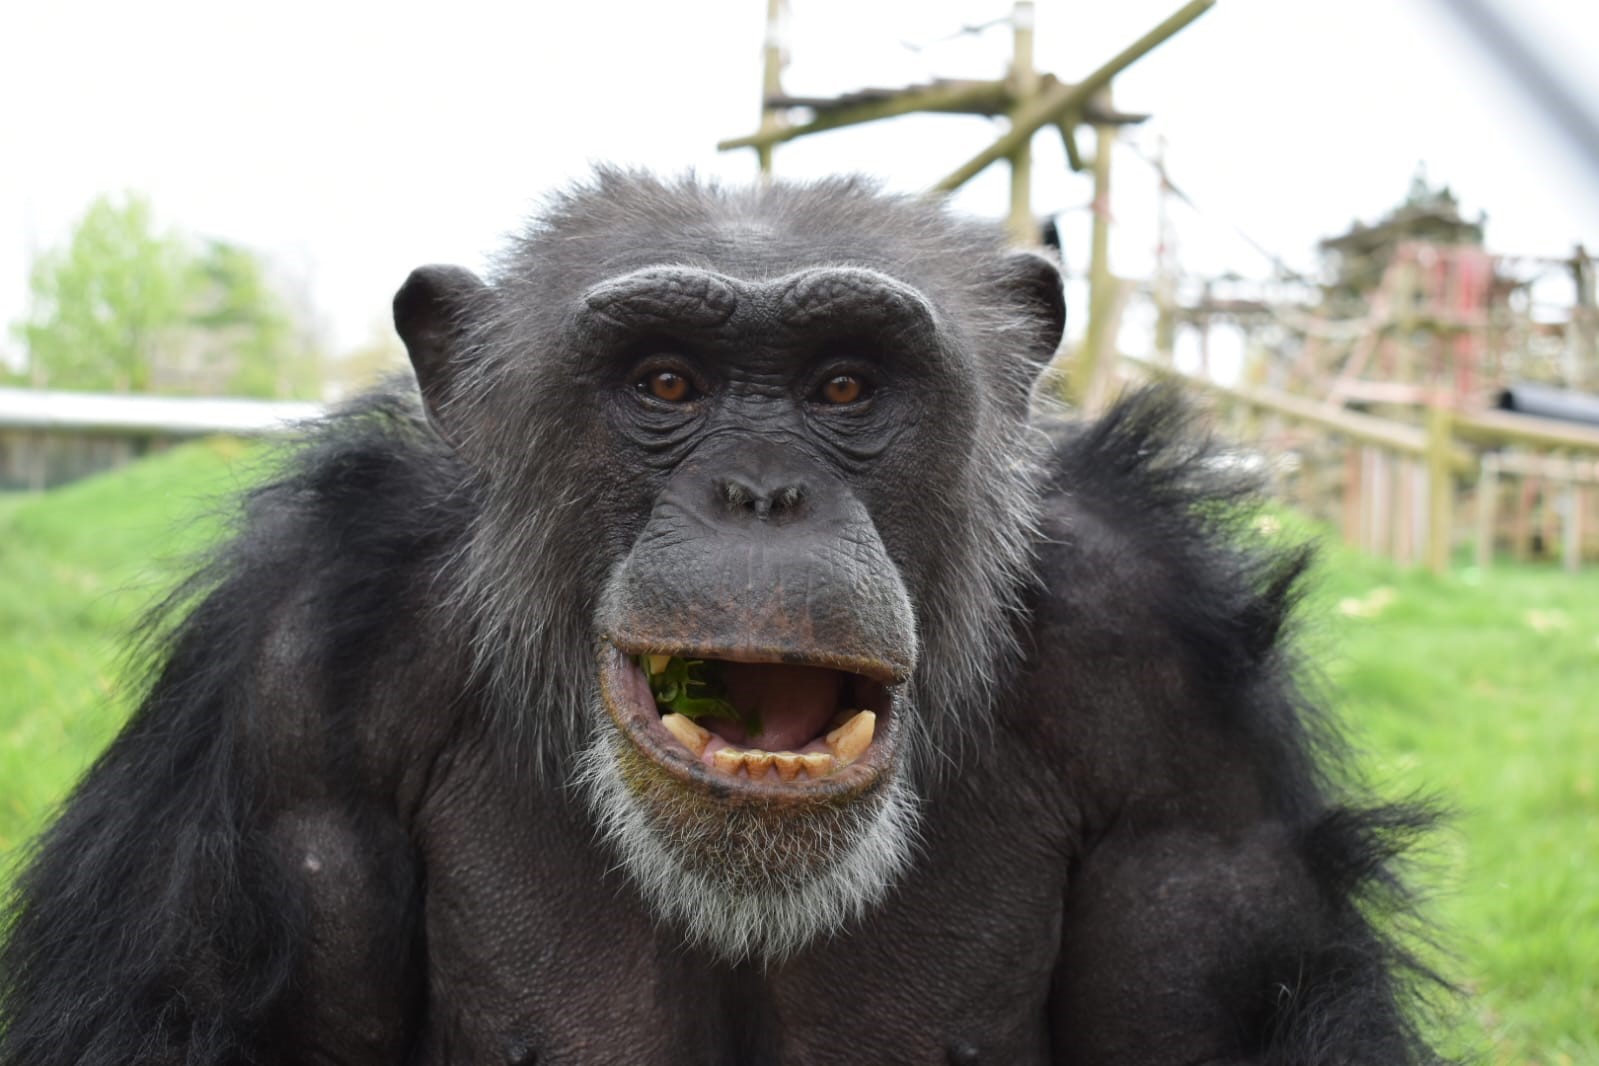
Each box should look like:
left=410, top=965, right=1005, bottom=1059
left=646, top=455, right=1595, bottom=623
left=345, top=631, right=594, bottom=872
left=638, top=655, right=761, bottom=735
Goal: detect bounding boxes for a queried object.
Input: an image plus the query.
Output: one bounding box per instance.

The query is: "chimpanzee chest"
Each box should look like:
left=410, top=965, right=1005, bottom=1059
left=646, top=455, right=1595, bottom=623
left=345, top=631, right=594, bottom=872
left=410, top=771, right=1067, bottom=1066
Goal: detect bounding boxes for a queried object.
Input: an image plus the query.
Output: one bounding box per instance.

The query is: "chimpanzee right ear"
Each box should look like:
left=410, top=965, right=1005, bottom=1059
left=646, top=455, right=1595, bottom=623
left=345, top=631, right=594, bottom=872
left=393, top=264, right=488, bottom=444
left=998, top=249, right=1067, bottom=378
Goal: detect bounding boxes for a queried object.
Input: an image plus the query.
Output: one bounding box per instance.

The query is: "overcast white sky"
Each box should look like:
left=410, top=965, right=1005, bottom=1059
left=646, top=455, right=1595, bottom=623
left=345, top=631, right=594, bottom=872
left=3, top=0, right=1597, bottom=361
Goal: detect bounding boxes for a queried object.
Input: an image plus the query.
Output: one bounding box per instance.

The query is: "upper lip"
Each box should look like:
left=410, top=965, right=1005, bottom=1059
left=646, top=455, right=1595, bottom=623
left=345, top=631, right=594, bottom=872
left=605, top=637, right=905, bottom=685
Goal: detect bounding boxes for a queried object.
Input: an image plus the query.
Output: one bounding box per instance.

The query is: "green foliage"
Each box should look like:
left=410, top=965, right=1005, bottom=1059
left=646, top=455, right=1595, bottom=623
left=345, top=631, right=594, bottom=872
left=188, top=239, right=320, bottom=399
left=18, top=193, right=189, bottom=393
left=640, top=654, right=755, bottom=732
left=15, top=193, right=320, bottom=398
left=1249, top=510, right=1599, bottom=1064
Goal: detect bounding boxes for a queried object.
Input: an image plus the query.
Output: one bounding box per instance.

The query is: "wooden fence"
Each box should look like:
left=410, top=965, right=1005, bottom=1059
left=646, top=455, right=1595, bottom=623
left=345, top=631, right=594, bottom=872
left=1125, top=362, right=1599, bottom=572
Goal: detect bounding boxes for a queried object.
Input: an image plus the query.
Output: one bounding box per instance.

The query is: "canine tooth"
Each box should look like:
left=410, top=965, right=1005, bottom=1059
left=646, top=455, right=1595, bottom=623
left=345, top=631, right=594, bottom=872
left=713, top=748, right=746, bottom=775
left=799, top=753, right=835, bottom=778
left=645, top=654, right=671, bottom=676
left=772, top=753, right=804, bottom=781
left=660, top=713, right=709, bottom=756
left=742, top=750, right=774, bottom=777
left=825, top=710, right=875, bottom=766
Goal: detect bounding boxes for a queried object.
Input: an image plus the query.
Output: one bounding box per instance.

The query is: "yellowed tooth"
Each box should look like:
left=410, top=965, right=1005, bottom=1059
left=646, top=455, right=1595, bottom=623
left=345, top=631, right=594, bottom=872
left=742, top=750, right=774, bottom=778
left=712, top=748, right=746, bottom=775
left=772, top=752, right=804, bottom=781
left=645, top=654, right=672, bottom=676
left=828, top=708, right=857, bottom=730
left=799, top=752, right=835, bottom=778
left=661, top=713, right=710, bottom=756
left=825, top=710, right=875, bottom=766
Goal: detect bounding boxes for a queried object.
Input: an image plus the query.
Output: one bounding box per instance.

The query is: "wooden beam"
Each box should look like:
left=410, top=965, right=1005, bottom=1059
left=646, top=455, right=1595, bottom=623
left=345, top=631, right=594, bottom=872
left=930, top=0, right=1216, bottom=192
left=1127, top=362, right=1477, bottom=471
left=1452, top=408, right=1599, bottom=451
left=719, top=80, right=1010, bottom=152
left=767, top=80, right=1011, bottom=115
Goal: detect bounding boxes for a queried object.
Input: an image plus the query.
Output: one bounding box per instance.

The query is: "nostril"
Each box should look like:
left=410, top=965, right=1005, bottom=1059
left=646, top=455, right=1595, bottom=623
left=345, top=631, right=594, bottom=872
left=771, top=485, right=805, bottom=515
left=719, top=479, right=757, bottom=513
left=716, top=479, right=806, bottom=522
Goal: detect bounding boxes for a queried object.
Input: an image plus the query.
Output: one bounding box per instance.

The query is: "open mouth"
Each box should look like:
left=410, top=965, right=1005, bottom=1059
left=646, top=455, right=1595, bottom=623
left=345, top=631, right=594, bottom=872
left=599, top=645, right=896, bottom=794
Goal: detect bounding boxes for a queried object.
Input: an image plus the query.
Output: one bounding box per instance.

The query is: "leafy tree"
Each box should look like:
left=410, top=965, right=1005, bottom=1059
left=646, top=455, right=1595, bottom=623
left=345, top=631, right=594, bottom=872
left=186, top=240, right=320, bottom=399
left=16, top=194, right=322, bottom=398
left=18, top=193, right=189, bottom=392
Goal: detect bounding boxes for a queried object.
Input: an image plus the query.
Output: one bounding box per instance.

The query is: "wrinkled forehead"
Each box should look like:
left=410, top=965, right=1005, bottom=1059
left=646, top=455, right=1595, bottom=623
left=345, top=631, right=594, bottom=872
left=578, top=265, right=938, bottom=338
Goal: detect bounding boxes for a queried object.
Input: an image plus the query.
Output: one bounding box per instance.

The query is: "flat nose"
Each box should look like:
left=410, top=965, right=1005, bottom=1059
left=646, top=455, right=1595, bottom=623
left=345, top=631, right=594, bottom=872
left=716, top=476, right=807, bottom=522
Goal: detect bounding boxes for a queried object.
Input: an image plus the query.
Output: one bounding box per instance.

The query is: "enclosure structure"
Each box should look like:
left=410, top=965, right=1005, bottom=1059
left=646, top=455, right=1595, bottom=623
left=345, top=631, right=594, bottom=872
left=720, top=0, right=1213, bottom=407
left=1151, top=179, right=1599, bottom=572
left=0, top=388, right=315, bottom=490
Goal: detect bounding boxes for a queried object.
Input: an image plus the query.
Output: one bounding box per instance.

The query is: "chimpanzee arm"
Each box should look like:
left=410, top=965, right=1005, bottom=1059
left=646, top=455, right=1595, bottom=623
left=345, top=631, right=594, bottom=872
left=0, top=408, right=448, bottom=1065
left=1048, top=808, right=1437, bottom=1065
left=0, top=593, right=426, bottom=1065
left=1038, top=391, right=1446, bottom=1065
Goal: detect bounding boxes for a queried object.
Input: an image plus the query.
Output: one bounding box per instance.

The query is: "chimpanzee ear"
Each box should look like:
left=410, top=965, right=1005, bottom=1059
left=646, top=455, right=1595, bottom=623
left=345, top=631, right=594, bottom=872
left=394, top=265, right=488, bottom=442
left=999, top=249, right=1066, bottom=375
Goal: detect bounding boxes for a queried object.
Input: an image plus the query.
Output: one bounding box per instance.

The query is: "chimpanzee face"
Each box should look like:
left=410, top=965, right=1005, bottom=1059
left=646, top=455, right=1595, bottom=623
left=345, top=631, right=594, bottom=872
left=394, top=175, right=1064, bottom=959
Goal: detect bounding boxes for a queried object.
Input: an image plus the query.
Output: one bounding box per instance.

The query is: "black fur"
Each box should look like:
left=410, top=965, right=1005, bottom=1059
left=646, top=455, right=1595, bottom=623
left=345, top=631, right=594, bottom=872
left=1037, top=390, right=1448, bottom=1064
left=1, top=175, right=1448, bottom=1065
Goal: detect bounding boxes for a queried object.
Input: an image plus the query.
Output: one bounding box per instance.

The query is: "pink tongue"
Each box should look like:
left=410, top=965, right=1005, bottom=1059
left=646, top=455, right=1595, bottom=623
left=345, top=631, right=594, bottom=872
left=708, top=663, right=842, bottom=751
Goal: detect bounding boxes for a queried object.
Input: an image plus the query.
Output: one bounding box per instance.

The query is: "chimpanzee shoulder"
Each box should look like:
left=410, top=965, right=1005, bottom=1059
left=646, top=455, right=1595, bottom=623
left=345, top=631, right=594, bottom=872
left=0, top=387, right=470, bottom=1066
left=1018, top=384, right=1321, bottom=810
left=177, top=385, right=479, bottom=714
left=1014, top=384, right=1452, bottom=1064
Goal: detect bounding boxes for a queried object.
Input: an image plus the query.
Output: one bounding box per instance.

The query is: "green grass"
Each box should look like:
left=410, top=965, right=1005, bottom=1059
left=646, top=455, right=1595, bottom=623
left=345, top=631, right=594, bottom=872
left=1300, top=534, right=1599, bottom=1064
left=0, top=439, right=267, bottom=854
left=1, top=447, right=1596, bottom=1063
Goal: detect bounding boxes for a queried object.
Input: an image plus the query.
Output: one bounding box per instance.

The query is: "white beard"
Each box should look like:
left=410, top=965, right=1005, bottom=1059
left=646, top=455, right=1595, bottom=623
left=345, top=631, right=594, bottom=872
left=574, top=729, right=921, bottom=964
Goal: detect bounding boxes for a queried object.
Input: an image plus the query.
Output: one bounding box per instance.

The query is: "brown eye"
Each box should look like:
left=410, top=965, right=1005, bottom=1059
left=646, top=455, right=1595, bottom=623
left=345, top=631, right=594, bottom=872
left=640, top=370, right=693, bottom=403
left=819, top=374, right=865, bottom=405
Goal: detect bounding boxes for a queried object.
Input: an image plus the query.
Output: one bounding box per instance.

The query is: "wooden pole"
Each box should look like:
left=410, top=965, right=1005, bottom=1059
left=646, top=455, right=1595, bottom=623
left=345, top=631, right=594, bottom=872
left=1426, top=400, right=1455, bottom=573
left=1007, top=1, right=1038, bottom=245
left=1343, top=446, right=1361, bottom=547
left=1071, top=99, right=1116, bottom=406
left=1363, top=448, right=1378, bottom=554
left=1475, top=452, right=1499, bottom=569
left=1153, top=134, right=1176, bottom=363
left=1513, top=475, right=1534, bottom=562
left=1562, top=477, right=1581, bottom=573
left=1571, top=245, right=1596, bottom=389
left=756, top=0, right=785, bottom=178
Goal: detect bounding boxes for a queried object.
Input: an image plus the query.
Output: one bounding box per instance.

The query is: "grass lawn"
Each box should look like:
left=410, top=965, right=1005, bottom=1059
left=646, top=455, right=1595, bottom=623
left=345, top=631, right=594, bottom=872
left=1305, top=536, right=1599, bottom=1064
left=0, top=438, right=265, bottom=854
left=1, top=442, right=1595, bottom=1063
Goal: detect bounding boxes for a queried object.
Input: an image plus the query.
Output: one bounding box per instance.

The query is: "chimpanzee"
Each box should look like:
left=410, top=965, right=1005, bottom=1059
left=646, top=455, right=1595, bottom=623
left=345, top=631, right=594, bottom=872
left=0, top=169, right=1446, bottom=1064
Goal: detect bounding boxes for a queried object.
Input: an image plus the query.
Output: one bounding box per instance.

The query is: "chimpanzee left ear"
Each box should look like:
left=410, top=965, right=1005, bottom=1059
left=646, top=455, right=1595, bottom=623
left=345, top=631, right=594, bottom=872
left=998, top=249, right=1066, bottom=375
left=393, top=264, right=488, bottom=445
